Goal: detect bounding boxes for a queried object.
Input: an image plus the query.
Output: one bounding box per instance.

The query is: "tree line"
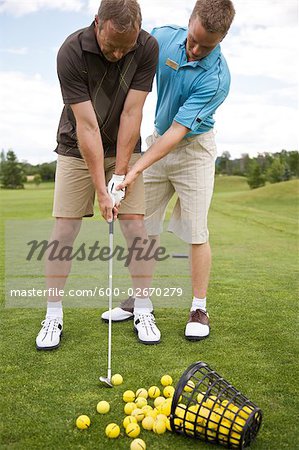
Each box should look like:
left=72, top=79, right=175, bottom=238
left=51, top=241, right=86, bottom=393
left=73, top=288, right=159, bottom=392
left=216, top=150, right=299, bottom=189
left=0, top=150, right=56, bottom=189
left=0, top=148, right=298, bottom=190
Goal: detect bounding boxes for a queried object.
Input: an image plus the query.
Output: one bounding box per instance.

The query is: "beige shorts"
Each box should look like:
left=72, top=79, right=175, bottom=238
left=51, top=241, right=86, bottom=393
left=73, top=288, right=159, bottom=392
left=53, top=153, right=145, bottom=218
left=144, top=130, right=217, bottom=244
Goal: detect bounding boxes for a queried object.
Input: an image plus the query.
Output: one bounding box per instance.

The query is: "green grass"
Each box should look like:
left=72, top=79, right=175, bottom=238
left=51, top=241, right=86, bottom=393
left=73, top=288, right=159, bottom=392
left=0, top=177, right=298, bottom=449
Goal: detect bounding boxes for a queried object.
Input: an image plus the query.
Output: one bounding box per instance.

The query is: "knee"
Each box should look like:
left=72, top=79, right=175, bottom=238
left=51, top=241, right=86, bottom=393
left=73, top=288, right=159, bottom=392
left=52, top=218, right=81, bottom=244
left=119, top=215, right=147, bottom=239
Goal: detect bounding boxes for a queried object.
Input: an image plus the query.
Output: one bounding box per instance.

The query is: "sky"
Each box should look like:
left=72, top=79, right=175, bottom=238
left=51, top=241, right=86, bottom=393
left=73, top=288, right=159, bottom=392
left=0, top=0, right=298, bottom=164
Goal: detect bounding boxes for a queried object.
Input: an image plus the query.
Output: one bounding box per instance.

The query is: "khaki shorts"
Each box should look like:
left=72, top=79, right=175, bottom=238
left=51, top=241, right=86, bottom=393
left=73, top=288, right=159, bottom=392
left=144, top=130, right=217, bottom=244
left=53, top=154, right=145, bottom=218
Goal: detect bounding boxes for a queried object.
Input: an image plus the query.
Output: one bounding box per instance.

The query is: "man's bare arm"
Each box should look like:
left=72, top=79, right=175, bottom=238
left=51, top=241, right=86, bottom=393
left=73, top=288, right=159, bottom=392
left=71, top=101, right=115, bottom=221
left=118, top=121, right=189, bottom=189
left=115, top=89, right=149, bottom=175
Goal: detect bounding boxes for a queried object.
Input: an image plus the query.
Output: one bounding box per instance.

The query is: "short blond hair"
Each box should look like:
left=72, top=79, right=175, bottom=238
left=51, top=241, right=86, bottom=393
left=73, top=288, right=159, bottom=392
left=190, top=0, right=235, bottom=35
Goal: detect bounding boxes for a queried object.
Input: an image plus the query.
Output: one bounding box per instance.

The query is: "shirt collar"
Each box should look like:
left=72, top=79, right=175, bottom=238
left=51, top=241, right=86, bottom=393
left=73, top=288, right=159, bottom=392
left=81, top=22, right=101, bottom=54
left=177, top=28, right=221, bottom=70
left=81, top=21, right=144, bottom=55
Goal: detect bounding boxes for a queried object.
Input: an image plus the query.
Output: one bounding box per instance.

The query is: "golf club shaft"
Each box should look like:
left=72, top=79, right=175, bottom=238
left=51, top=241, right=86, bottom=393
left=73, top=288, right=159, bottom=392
left=107, top=220, right=113, bottom=380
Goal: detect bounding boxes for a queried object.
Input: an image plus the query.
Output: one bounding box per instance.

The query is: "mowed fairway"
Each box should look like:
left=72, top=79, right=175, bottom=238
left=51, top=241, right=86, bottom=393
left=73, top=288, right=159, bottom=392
left=0, top=177, right=298, bottom=449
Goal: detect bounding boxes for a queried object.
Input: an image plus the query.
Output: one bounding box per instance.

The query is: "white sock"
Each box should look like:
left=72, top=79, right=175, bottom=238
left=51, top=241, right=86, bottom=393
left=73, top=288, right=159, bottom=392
left=191, top=297, right=206, bottom=312
left=46, top=301, right=63, bottom=320
left=134, top=297, right=153, bottom=315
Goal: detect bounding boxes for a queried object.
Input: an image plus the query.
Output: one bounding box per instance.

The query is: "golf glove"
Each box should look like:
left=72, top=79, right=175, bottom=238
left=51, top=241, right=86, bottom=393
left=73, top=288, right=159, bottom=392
left=107, top=174, right=126, bottom=207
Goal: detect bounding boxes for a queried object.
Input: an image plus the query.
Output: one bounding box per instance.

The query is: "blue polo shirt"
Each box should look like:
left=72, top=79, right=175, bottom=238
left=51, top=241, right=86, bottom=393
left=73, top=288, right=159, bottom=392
left=152, top=25, right=231, bottom=136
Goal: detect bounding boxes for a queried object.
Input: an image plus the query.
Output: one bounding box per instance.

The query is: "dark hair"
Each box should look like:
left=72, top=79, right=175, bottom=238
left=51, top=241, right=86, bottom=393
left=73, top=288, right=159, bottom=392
left=190, top=0, right=235, bottom=35
left=98, top=0, right=142, bottom=32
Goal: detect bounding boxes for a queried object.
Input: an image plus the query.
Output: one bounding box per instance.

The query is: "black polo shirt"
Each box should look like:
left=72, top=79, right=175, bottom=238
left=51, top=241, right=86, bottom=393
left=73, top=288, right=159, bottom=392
left=55, top=22, right=158, bottom=158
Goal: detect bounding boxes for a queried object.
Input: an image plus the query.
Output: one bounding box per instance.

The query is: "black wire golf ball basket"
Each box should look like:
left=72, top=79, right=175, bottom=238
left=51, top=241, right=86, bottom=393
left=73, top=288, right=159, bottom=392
left=170, top=362, right=262, bottom=449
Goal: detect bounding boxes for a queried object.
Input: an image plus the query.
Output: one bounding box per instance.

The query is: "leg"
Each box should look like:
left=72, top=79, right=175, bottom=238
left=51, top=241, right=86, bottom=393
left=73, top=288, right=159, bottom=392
left=36, top=218, right=82, bottom=351
left=190, top=242, right=212, bottom=300
left=184, top=241, right=212, bottom=340
left=166, top=131, right=217, bottom=340
left=45, top=218, right=82, bottom=301
left=36, top=155, right=94, bottom=350
left=118, top=214, right=158, bottom=297
left=100, top=226, right=161, bottom=322
left=119, top=214, right=161, bottom=344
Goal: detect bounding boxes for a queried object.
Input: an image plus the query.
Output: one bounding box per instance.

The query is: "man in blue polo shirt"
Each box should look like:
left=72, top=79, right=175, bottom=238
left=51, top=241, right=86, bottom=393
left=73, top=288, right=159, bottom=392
left=102, top=0, right=235, bottom=343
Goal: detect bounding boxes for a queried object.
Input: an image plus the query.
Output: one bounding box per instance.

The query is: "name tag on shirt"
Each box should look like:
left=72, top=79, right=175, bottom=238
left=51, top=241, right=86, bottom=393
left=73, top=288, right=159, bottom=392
left=166, top=58, right=179, bottom=71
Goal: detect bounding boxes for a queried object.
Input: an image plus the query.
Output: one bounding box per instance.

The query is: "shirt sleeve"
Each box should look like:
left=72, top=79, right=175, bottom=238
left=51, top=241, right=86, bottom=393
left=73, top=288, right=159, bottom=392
left=174, top=76, right=229, bottom=132
left=57, top=41, right=90, bottom=105
left=130, top=35, right=159, bottom=92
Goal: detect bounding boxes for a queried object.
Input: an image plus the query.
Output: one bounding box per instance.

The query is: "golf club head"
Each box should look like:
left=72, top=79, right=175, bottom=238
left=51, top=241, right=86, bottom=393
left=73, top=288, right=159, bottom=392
left=99, top=376, right=113, bottom=388
left=172, top=253, right=188, bottom=258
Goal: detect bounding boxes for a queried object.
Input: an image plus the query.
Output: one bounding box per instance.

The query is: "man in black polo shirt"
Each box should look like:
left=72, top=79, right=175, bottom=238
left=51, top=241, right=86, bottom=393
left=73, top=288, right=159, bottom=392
left=36, top=0, right=160, bottom=350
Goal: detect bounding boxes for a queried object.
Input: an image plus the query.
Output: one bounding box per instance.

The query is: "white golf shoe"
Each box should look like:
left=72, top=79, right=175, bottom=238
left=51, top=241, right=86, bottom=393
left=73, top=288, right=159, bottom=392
left=185, top=309, right=210, bottom=341
left=101, top=307, right=134, bottom=322
left=101, top=297, right=138, bottom=322
left=36, top=317, right=63, bottom=350
left=134, top=313, right=161, bottom=345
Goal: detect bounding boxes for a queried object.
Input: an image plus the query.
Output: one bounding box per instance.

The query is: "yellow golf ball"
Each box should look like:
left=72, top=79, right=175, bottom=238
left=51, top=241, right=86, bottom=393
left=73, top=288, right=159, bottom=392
left=136, top=388, right=148, bottom=399
left=130, top=438, right=146, bottom=450
left=126, top=422, right=140, bottom=438
left=197, top=392, right=205, bottom=404
left=154, top=396, right=166, bottom=408
left=148, top=386, right=160, bottom=399
left=163, top=386, right=175, bottom=398
left=160, top=399, right=172, bottom=417
left=124, top=402, right=137, bottom=415
left=186, top=405, right=201, bottom=432
left=203, top=395, right=220, bottom=409
left=123, top=415, right=137, bottom=429
left=218, top=418, right=231, bottom=437
left=165, top=417, right=172, bottom=431
left=111, top=374, right=123, bottom=385
left=184, top=380, right=195, bottom=392
left=75, top=415, right=90, bottom=430
left=105, top=423, right=120, bottom=438
left=96, top=400, right=110, bottom=414
left=153, top=418, right=166, bottom=434
left=123, top=390, right=136, bottom=402
left=131, top=408, right=145, bottom=422
left=135, top=397, right=147, bottom=408
left=161, top=375, right=173, bottom=386
left=175, top=403, right=187, bottom=421
left=142, top=405, right=153, bottom=415
left=142, top=415, right=155, bottom=431
left=173, top=417, right=183, bottom=428
left=156, top=413, right=168, bottom=423
left=232, top=416, right=246, bottom=432
left=146, top=409, right=157, bottom=419
left=239, top=405, right=254, bottom=419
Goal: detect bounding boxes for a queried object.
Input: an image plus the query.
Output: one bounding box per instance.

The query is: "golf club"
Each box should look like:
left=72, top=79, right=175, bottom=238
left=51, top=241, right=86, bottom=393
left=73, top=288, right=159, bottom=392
left=99, top=220, right=114, bottom=388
